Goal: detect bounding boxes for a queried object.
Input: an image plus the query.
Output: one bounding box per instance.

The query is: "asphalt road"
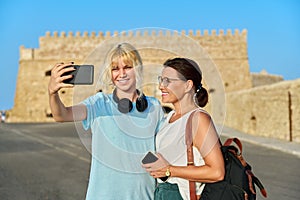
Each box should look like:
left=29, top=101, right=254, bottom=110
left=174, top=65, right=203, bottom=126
left=0, top=122, right=90, bottom=200
left=0, top=122, right=299, bottom=200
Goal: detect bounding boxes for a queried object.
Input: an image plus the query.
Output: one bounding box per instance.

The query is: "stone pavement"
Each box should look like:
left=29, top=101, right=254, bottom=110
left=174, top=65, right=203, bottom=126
left=218, top=125, right=300, bottom=158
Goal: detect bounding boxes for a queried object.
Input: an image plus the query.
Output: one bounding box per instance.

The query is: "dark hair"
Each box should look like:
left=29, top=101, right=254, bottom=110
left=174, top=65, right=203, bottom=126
left=163, top=57, right=208, bottom=107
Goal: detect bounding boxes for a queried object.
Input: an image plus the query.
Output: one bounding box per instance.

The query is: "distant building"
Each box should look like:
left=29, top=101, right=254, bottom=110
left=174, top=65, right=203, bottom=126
left=251, top=69, right=284, bottom=87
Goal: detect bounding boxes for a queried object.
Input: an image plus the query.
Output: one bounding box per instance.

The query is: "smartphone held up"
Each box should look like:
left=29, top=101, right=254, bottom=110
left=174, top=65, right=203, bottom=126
left=62, top=65, right=94, bottom=85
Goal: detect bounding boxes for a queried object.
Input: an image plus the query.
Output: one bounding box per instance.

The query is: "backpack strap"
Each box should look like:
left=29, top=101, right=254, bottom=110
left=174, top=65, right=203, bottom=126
left=224, top=138, right=248, bottom=167
left=246, top=169, right=268, bottom=197
left=185, top=110, right=197, bottom=200
left=224, top=137, right=243, bottom=153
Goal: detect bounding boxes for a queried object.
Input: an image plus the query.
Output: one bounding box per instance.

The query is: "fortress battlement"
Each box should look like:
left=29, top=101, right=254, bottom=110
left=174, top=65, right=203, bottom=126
left=19, top=29, right=248, bottom=62
left=43, top=29, right=247, bottom=38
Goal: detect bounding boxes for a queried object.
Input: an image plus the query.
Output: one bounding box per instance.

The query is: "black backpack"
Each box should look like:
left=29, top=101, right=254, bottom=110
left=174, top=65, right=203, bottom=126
left=200, top=138, right=267, bottom=200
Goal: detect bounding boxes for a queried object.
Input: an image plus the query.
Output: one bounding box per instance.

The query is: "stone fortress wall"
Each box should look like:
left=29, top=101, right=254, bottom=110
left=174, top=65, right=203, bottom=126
left=7, top=29, right=300, bottom=143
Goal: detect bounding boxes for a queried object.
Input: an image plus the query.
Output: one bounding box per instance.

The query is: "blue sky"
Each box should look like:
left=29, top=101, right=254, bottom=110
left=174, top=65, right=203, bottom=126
left=0, top=0, right=299, bottom=110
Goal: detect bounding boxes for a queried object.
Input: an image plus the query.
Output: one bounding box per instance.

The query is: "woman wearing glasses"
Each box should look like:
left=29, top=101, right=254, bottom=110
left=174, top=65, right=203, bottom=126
left=143, top=57, right=224, bottom=200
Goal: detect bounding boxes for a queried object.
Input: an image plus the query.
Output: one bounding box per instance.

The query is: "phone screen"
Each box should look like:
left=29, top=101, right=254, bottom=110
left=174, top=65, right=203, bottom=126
left=63, top=65, right=94, bottom=85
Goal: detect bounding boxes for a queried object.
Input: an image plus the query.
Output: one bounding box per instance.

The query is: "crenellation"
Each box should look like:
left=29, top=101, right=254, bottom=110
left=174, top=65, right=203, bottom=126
left=226, top=29, right=232, bottom=36
left=34, top=29, right=250, bottom=62
left=53, top=31, right=59, bottom=38
left=19, top=45, right=33, bottom=60
left=83, top=31, right=89, bottom=37
left=158, top=30, right=163, bottom=36
left=128, top=31, right=134, bottom=37
left=234, top=29, right=240, bottom=36
left=41, top=29, right=250, bottom=39
left=113, top=31, right=118, bottom=36
left=45, top=31, right=51, bottom=37
left=121, top=31, right=126, bottom=37
left=68, top=31, right=74, bottom=37
left=75, top=31, right=81, bottom=37
left=219, top=29, right=224, bottom=36
left=105, top=31, right=111, bottom=37
left=61, top=31, right=66, bottom=38
left=166, top=30, right=171, bottom=37
left=203, top=29, right=209, bottom=36
left=241, top=29, right=247, bottom=36
left=91, top=31, right=96, bottom=38
left=151, top=30, right=158, bottom=36
left=241, top=29, right=247, bottom=40
left=98, top=31, right=104, bottom=38
left=211, top=29, right=217, bottom=36
left=144, top=30, right=149, bottom=36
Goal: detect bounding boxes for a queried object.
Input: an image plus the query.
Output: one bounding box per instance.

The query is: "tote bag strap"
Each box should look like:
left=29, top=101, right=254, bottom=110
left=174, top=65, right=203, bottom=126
left=185, top=110, right=198, bottom=200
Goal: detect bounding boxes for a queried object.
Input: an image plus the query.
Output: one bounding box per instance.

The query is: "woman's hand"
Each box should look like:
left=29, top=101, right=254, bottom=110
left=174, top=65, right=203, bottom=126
left=142, top=153, right=170, bottom=178
left=48, top=62, right=75, bottom=95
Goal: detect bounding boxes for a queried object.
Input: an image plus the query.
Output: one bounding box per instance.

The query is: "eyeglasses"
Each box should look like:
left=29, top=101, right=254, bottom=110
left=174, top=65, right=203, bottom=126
left=158, top=76, right=184, bottom=87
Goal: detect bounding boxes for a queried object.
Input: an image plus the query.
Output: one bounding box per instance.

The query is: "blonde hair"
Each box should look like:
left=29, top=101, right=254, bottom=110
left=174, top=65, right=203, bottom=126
left=102, top=43, right=143, bottom=92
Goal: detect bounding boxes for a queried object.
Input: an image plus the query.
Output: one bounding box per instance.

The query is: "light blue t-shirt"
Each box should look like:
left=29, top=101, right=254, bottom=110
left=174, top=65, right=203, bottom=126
left=82, top=92, right=164, bottom=200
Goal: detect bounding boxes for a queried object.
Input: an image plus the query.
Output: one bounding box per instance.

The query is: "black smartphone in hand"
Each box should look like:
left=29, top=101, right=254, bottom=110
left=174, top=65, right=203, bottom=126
left=142, top=152, right=169, bottom=182
left=142, top=151, right=158, bottom=164
left=62, top=65, right=94, bottom=85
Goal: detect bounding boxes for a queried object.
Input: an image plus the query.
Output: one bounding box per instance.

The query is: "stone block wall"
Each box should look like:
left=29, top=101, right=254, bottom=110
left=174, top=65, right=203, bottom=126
left=9, top=60, right=74, bottom=122
left=225, top=79, right=300, bottom=142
